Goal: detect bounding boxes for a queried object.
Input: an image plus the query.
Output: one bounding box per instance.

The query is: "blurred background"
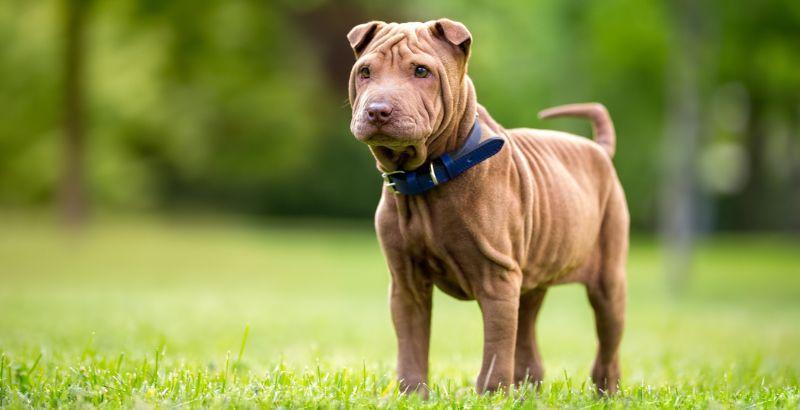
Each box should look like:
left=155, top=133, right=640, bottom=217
left=0, top=0, right=799, bottom=400
left=2, top=0, right=798, bottom=230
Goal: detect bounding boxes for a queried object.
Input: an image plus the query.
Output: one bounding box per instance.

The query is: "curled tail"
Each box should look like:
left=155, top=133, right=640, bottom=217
left=538, top=102, right=616, bottom=158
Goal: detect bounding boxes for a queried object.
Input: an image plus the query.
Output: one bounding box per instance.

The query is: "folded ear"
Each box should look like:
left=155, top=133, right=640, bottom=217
left=431, top=18, right=472, bottom=58
left=347, top=21, right=385, bottom=57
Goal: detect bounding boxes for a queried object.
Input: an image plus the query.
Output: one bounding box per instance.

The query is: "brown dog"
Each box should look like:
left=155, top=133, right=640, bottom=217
left=347, top=19, right=629, bottom=394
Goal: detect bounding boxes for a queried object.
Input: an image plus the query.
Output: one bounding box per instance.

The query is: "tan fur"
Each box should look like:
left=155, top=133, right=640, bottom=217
left=347, top=19, right=629, bottom=395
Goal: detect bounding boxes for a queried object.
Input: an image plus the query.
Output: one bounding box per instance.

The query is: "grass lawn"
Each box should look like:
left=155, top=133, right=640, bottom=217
left=1, top=212, right=799, bottom=407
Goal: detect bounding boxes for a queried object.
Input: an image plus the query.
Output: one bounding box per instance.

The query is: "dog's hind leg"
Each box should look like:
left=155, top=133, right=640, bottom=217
left=513, top=288, right=548, bottom=386
left=586, top=184, right=629, bottom=393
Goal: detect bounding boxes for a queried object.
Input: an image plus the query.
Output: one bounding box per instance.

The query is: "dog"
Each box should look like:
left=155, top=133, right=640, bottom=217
left=346, top=19, right=629, bottom=395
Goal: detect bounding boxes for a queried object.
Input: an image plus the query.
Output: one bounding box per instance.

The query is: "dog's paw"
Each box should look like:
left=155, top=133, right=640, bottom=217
left=475, top=374, right=513, bottom=394
left=513, top=363, right=544, bottom=388
left=591, top=360, right=621, bottom=394
left=399, top=378, right=429, bottom=398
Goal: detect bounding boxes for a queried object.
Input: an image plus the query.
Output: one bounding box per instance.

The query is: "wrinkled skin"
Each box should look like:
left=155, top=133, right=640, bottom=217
left=348, top=20, right=476, bottom=172
left=347, top=19, right=629, bottom=396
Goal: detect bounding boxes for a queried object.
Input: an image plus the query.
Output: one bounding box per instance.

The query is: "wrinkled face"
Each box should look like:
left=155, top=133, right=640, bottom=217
left=348, top=20, right=471, bottom=171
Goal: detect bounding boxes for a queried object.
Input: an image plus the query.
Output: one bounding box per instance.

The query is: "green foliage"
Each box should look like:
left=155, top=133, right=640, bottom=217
left=0, top=214, right=799, bottom=407
left=0, top=0, right=798, bottom=227
left=0, top=2, right=61, bottom=204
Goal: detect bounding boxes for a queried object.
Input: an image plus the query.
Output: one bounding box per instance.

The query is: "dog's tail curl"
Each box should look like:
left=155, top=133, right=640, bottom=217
left=538, top=102, right=616, bottom=158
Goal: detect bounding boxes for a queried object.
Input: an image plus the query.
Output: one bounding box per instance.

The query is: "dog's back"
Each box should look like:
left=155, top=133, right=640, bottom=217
left=504, top=127, right=620, bottom=283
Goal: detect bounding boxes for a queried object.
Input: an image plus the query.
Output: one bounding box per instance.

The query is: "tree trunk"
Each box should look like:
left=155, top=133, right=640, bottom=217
left=789, top=106, right=800, bottom=231
left=660, top=0, right=702, bottom=294
left=59, top=0, right=88, bottom=226
left=737, top=95, right=767, bottom=230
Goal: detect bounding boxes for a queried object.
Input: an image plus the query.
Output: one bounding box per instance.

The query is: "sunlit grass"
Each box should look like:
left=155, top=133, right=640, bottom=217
left=1, top=212, right=799, bottom=407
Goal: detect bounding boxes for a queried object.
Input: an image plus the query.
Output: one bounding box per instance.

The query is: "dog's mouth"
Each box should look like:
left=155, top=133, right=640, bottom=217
left=360, top=132, right=417, bottom=147
left=374, top=145, right=416, bottom=164
left=368, top=142, right=426, bottom=171
left=356, top=130, right=424, bottom=169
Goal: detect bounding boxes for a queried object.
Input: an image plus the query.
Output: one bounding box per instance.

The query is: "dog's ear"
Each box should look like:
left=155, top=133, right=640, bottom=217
left=431, top=18, right=472, bottom=59
left=347, top=21, right=385, bottom=57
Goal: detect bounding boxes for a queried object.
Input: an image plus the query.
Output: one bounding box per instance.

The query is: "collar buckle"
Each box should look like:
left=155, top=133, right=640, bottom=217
left=381, top=170, right=405, bottom=194
left=429, top=162, right=439, bottom=186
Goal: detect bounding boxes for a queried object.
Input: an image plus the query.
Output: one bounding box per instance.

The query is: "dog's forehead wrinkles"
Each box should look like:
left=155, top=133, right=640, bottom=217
left=368, top=27, right=404, bottom=54
left=404, top=34, right=428, bottom=57
left=395, top=38, right=421, bottom=64
left=373, top=34, right=407, bottom=60
left=367, top=24, right=435, bottom=63
left=371, top=33, right=403, bottom=64
left=391, top=39, right=402, bottom=66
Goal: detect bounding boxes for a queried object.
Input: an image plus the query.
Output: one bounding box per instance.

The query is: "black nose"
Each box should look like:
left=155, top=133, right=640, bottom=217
left=365, top=102, right=393, bottom=125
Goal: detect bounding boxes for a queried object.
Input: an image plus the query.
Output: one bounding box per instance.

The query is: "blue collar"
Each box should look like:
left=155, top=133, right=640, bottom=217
left=381, top=119, right=505, bottom=195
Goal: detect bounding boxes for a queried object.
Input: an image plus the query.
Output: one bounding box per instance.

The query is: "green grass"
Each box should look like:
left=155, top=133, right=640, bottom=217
left=1, top=212, right=799, bottom=408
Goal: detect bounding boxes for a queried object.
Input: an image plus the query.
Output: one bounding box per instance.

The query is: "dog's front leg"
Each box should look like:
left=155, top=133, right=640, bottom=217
left=390, top=270, right=432, bottom=396
left=476, top=273, right=521, bottom=393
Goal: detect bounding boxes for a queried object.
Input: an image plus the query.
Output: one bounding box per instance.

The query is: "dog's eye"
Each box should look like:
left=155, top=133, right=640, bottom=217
left=359, top=66, right=370, bottom=78
left=414, top=65, right=430, bottom=78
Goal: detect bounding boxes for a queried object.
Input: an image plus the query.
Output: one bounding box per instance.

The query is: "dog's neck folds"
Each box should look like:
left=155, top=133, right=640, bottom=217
left=425, top=75, right=479, bottom=161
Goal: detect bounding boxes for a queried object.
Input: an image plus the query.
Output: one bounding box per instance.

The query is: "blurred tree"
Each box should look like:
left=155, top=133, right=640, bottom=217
left=59, top=0, right=90, bottom=225
left=712, top=0, right=800, bottom=231
left=660, top=0, right=704, bottom=292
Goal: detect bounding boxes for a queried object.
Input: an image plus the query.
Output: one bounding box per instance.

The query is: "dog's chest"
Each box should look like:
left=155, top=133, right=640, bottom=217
left=397, top=196, right=478, bottom=299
